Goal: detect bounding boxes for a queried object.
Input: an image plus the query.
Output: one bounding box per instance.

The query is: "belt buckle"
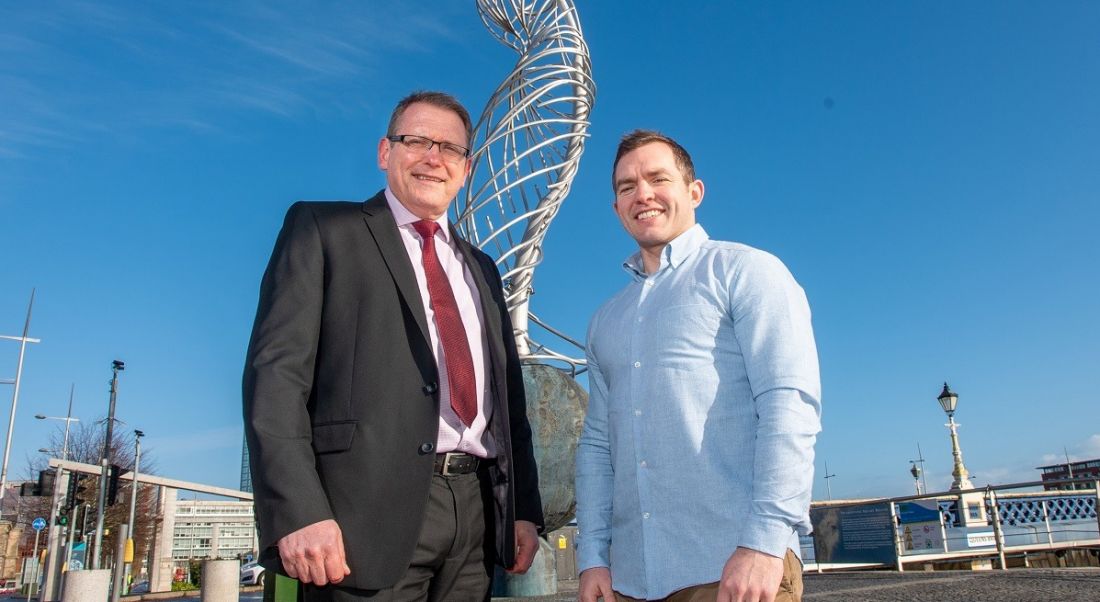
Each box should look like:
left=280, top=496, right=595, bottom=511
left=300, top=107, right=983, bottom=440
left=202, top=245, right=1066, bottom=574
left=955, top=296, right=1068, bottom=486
left=441, top=452, right=468, bottom=476
left=440, top=453, right=475, bottom=475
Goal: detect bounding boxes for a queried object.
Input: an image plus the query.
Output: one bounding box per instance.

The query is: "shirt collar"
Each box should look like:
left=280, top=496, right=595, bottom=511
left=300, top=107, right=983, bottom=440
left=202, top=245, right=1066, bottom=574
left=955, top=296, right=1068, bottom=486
left=622, top=223, right=709, bottom=280
left=385, top=187, right=452, bottom=244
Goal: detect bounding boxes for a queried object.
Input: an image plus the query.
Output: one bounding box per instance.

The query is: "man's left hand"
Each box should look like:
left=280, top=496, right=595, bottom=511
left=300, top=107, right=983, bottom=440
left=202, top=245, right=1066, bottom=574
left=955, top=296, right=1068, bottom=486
left=717, top=547, right=784, bottom=602
left=506, top=520, right=539, bottom=574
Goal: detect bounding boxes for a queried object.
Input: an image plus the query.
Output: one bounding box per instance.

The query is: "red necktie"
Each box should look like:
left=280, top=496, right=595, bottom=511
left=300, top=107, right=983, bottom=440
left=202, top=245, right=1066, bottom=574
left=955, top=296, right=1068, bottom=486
left=412, top=220, right=478, bottom=427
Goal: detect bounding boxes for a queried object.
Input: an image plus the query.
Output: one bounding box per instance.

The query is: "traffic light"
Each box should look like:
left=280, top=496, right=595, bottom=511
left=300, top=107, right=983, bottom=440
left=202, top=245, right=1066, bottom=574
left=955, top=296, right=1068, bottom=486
left=35, top=469, right=56, bottom=496
left=108, top=464, right=121, bottom=506
left=65, top=474, right=79, bottom=509
left=66, top=474, right=90, bottom=518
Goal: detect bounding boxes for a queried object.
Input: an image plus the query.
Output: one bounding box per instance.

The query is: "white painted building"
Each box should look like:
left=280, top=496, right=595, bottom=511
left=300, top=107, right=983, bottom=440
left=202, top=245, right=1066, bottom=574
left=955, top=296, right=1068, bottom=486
left=151, top=489, right=257, bottom=588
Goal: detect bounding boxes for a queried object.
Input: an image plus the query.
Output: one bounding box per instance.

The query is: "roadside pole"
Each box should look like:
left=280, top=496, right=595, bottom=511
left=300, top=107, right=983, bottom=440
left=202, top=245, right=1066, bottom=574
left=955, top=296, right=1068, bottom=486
left=93, top=360, right=124, bottom=569
left=110, top=524, right=128, bottom=602
left=64, top=503, right=82, bottom=573
left=123, top=430, right=143, bottom=593
left=29, top=518, right=45, bottom=597
left=42, top=469, right=69, bottom=600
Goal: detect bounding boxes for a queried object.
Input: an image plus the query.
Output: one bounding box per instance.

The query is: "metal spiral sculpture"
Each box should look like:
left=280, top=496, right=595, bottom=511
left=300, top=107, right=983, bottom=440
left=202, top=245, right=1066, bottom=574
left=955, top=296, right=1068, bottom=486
left=454, top=0, right=595, bottom=373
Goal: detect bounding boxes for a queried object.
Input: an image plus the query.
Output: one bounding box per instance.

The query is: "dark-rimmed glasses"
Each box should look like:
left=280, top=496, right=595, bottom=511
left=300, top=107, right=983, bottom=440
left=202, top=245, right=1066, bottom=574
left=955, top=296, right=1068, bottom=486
left=387, top=135, right=469, bottom=163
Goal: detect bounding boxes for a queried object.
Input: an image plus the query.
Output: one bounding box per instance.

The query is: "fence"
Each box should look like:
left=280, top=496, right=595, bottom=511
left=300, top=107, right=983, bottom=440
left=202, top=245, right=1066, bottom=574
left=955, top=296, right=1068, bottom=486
left=802, top=477, right=1100, bottom=571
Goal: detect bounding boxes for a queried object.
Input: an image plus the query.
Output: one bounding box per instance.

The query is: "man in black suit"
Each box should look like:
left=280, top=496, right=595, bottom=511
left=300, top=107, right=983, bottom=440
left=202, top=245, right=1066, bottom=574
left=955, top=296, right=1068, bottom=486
left=243, top=91, right=543, bottom=601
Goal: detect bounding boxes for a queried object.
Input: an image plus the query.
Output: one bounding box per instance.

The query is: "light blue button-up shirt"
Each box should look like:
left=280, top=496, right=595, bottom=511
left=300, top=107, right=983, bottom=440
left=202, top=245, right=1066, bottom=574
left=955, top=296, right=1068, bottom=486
left=576, top=224, right=821, bottom=599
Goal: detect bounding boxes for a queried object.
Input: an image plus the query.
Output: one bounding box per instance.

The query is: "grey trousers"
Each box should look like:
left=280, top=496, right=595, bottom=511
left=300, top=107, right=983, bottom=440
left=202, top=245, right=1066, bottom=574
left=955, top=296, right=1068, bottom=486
left=303, top=470, right=494, bottom=602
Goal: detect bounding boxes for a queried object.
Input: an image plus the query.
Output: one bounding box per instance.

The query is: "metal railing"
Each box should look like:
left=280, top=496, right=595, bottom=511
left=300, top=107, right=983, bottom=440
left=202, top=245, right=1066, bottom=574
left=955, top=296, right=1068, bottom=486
left=802, top=477, right=1100, bottom=572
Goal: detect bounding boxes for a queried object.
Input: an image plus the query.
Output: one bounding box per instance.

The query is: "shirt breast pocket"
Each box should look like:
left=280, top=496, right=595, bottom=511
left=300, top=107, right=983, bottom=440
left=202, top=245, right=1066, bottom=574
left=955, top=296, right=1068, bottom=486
left=651, top=303, right=726, bottom=369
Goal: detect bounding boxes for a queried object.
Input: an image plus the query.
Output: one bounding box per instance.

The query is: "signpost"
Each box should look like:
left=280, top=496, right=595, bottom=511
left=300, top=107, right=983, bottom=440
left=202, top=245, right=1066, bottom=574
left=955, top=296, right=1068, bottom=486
left=29, top=517, right=46, bottom=596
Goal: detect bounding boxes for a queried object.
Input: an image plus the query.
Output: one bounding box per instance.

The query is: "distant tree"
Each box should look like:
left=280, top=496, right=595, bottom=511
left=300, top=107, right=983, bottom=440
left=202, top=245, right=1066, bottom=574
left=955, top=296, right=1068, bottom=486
left=22, top=421, right=159, bottom=574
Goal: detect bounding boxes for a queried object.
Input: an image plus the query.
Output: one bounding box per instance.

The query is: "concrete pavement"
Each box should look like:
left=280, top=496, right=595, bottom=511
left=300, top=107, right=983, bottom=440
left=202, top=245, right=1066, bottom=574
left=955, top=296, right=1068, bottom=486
left=102, top=568, right=1100, bottom=601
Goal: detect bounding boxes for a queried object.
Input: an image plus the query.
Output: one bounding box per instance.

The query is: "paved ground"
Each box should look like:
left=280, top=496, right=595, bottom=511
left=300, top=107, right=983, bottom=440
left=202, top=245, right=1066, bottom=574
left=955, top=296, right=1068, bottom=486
left=495, top=568, right=1100, bottom=601
left=9, top=569, right=1091, bottom=601
left=801, top=569, right=1100, bottom=601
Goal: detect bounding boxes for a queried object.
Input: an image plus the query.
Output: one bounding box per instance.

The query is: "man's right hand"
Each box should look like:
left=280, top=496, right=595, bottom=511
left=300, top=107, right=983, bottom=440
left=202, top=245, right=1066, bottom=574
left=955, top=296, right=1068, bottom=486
left=277, top=519, right=351, bottom=586
left=578, top=567, right=613, bottom=602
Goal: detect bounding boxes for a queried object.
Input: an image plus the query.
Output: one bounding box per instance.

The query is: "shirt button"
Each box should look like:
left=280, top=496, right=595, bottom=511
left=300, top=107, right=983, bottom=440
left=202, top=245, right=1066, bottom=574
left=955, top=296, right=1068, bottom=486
left=633, top=361, right=641, bottom=368
left=640, top=461, right=647, bottom=468
left=644, top=281, right=653, bottom=287
left=643, top=512, right=650, bottom=519
left=634, top=409, right=642, bottom=416
left=637, top=316, right=644, bottom=322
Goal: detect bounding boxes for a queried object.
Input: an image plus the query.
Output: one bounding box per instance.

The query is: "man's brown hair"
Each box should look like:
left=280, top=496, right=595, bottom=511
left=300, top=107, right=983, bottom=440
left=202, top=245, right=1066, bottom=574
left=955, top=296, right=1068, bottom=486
left=387, top=91, right=474, bottom=144
left=612, top=129, right=697, bottom=190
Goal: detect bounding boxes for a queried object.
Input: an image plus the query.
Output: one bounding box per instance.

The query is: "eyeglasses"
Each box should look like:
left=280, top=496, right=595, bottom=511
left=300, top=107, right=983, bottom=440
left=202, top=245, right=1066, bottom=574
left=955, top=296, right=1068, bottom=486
left=386, top=134, right=469, bottom=163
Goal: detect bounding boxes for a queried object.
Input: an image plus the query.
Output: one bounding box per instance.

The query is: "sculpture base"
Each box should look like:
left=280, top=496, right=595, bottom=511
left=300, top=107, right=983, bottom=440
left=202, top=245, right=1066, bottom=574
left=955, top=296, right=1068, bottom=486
left=491, top=537, right=557, bottom=597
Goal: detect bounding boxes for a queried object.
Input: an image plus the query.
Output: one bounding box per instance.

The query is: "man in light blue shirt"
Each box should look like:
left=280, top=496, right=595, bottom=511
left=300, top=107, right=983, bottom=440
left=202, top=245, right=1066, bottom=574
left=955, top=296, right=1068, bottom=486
left=576, top=130, right=821, bottom=602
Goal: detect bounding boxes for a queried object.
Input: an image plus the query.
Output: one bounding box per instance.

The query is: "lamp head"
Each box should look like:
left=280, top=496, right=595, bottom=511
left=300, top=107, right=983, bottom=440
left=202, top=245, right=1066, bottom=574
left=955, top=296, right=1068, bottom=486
left=112, top=360, right=126, bottom=371
left=34, top=414, right=46, bottom=420
left=134, top=429, right=144, bottom=438
left=937, top=382, right=958, bottom=417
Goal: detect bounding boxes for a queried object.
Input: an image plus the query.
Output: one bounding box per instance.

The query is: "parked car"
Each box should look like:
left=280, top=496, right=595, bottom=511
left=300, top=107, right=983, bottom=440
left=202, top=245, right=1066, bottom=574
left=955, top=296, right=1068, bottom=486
left=128, top=581, right=150, bottom=594
left=240, top=561, right=265, bottom=587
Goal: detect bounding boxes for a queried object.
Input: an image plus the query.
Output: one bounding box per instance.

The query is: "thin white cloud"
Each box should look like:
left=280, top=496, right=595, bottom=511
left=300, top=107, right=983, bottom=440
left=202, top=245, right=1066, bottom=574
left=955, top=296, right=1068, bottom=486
left=0, top=1, right=465, bottom=160
left=1080, top=434, right=1100, bottom=457
left=1039, top=433, right=1100, bottom=464
left=213, top=25, right=367, bottom=77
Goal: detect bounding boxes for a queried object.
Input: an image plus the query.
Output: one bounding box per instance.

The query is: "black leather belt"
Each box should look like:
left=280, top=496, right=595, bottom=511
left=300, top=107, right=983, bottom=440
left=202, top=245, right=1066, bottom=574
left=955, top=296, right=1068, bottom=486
left=434, top=452, right=493, bottom=475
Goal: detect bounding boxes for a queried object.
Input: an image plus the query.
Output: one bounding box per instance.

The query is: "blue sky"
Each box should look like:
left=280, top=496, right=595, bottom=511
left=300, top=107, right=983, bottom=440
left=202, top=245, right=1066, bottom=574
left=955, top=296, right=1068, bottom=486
left=2, top=1, right=1098, bottom=501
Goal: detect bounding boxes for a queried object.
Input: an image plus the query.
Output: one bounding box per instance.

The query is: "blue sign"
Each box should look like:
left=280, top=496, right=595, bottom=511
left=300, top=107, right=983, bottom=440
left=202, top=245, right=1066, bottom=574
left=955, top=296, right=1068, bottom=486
left=898, top=500, right=942, bottom=524
left=70, top=542, right=86, bottom=571
left=32, top=517, right=47, bottom=531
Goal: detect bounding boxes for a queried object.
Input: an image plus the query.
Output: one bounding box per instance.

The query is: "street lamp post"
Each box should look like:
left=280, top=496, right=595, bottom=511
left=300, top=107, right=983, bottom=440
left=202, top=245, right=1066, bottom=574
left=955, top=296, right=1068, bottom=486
left=823, top=460, right=837, bottom=500
left=35, top=384, right=80, bottom=460
left=124, top=429, right=144, bottom=593
left=93, top=359, right=124, bottom=570
left=909, top=462, right=922, bottom=495
left=1, top=289, right=41, bottom=504
left=910, top=443, right=928, bottom=496
left=937, top=382, right=974, bottom=491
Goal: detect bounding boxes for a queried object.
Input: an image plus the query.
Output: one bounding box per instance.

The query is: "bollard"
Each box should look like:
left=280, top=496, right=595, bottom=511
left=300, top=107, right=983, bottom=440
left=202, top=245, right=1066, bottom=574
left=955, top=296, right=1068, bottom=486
left=61, top=569, right=111, bottom=602
left=201, top=559, right=240, bottom=602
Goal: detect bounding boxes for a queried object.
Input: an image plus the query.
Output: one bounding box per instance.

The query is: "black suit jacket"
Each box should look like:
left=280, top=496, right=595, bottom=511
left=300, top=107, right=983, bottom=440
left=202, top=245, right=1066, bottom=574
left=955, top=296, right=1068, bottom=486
left=243, top=191, right=543, bottom=589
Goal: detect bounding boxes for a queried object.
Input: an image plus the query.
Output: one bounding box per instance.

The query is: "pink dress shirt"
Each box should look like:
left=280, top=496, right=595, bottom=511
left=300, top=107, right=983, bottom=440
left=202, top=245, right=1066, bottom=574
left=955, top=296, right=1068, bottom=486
left=385, top=189, right=496, bottom=458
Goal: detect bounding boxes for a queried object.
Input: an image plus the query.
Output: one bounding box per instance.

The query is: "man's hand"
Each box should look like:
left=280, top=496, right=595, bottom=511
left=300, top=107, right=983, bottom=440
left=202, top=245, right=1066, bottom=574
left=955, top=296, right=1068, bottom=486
left=717, top=547, right=784, bottom=602
left=506, top=520, right=540, bottom=574
left=578, top=567, right=614, bottom=602
left=277, top=519, right=351, bottom=586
